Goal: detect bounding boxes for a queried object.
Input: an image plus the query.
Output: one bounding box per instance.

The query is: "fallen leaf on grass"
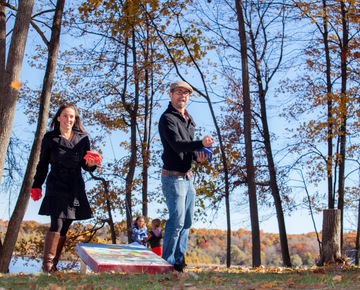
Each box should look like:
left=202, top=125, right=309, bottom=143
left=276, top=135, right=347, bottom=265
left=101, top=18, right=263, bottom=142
left=188, top=271, right=200, bottom=280
left=351, top=275, right=360, bottom=281
left=70, top=284, right=94, bottom=290
left=332, top=275, right=343, bottom=282
left=312, top=267, right=326, bottom=274
left=267, top=266, right=283, bottom=273
left=49, top=284, right=66, bottom=290
left=192, top=267, right=201, bottom=273
left=212, top=277, right=222, bottom=283
left=258, top=282, right=274, bottom=288
left=171, top=271, right=190, bottom=280
left=253, top=265, right=266, bottom=273
left=28, top=276, right=37, bottom=283
left=308, top=283, right=326, bottom=289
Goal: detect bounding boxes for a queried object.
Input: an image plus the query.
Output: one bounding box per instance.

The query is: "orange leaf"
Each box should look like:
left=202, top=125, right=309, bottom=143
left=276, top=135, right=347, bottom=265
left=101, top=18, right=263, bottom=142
left=10, top=81, right=22, bottom=90
left=212, top=277, right=222, bottom=283
left=258, top=282, right=274, bottom=288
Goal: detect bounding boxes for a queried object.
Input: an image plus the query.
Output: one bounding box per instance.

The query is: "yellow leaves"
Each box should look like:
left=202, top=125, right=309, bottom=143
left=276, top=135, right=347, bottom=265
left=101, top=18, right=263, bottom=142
left=253, top=265, right=266, bottom=272
left=267, top=266, right=284, bottom=273
left=78, top=0, right=104, bottom=20
left=347, top=0, right=357, bottom=5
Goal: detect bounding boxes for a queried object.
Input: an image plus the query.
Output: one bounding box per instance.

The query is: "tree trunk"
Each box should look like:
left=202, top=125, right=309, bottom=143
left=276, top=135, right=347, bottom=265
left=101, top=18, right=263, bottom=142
left=320, top=0, right=335, bottom=210
left=249, top=7, right=291, bottom=265
left=89, top=172, right=117, bottom=244
left=317, top=209, right=341, bottom=266
left=0, top=1, right=34, bottom=186
left=355, top=197, right=360, bottom=265
left=0, top=0, right=65, bottom=273
left=141, top=73, right=150, bottom=219
left=124, top=31, right=139, bottom=243
left=0, top=0, right=5, bottom=89
left=125, top=112, right=137, bottom=243
left=235, top=0, right=261, bottom=267
left=336, top=0, right=349, bottom=254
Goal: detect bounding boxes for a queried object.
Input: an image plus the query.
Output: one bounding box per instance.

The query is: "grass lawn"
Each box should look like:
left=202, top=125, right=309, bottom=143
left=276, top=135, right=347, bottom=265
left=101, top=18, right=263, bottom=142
left=0, top=265, right=359, bottom=289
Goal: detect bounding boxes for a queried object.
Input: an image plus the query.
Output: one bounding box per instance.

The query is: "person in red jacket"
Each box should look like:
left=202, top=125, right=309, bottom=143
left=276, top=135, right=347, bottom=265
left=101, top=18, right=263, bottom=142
left=30, top=103, right=101, bottom=273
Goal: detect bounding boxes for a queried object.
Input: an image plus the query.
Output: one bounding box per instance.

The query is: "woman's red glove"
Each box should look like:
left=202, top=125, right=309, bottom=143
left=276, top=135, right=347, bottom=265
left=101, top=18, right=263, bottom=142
left=30, top=188, right=42, bottom=201
left=84, top=151, right=102, bottom=166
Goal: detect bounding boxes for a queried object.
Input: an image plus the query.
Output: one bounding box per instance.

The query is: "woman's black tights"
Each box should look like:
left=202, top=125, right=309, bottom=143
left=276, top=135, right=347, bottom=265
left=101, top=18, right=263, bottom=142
left=49, top=216, right=73, bottom=237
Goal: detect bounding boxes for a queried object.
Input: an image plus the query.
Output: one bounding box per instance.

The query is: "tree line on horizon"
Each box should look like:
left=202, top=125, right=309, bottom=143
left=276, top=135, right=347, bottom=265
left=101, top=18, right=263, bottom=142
left=3, top=220, right=357, bottom=268
left=0, top=0, right=360, bottom=273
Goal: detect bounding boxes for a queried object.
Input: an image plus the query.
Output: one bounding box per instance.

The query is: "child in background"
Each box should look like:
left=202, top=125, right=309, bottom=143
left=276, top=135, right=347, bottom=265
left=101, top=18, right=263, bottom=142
left=131, top=216, right=148, bottom=246
left=146, top=218, right=163, bottom=256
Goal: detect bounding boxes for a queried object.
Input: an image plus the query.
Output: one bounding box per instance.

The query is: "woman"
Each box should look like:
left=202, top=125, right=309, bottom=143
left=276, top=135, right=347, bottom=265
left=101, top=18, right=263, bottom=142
left=30, top=103, right=100, bottom=273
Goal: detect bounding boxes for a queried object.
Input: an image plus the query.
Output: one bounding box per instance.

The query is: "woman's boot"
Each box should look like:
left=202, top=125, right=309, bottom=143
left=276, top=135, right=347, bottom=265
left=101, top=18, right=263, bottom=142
left=52, top=236, right=66, bottom=271
left=42, top=231, right=60, bottom=273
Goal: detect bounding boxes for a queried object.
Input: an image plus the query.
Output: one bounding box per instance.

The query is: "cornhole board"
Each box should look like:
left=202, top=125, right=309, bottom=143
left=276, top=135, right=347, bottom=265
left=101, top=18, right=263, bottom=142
left=76, top=243, right=173, bottom=274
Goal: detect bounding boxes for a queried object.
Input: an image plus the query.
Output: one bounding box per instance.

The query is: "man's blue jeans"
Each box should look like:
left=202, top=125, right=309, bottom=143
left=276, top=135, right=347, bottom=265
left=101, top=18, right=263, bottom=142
left=161, top=174, right=195, bottom=265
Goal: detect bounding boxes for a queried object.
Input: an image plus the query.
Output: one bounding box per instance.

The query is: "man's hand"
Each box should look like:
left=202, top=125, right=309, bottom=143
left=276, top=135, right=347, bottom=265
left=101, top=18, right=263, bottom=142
left=202, top=135, right=215, bottom=147
left=197, top=147, right=213, bottom=162
left=196, top=150, right=209, bottom=163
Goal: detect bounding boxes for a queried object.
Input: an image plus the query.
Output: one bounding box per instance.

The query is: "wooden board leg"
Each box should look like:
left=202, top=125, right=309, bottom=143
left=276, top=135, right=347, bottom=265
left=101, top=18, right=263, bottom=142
left=80, top=260, right=87, bottom=274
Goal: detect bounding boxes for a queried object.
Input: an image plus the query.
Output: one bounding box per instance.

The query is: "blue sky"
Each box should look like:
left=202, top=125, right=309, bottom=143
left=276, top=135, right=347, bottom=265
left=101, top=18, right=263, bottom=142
left=0, top=5, right=356, bottom=237
left=0, top=45, right=337, bottom=235
left=1, top=95, right=326, bottom=235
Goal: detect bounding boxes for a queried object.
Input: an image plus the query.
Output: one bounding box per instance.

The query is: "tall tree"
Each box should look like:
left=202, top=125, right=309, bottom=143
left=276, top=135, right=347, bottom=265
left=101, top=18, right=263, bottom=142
left=0, top=1, right=34, bottom=186
left=288, top=0, right=360, bottom=264
left=235, top=0, right=261, bottom=267
left=191, top=0, right=293, bottom=267
left=245, top=0, right=291, bottom=267
left=0, top=0, right=66, bottom=273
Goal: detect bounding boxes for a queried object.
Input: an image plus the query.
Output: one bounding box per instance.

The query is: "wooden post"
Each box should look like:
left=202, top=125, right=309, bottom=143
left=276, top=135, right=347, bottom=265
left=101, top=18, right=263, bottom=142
left=80, top=260, right=87, bottom=274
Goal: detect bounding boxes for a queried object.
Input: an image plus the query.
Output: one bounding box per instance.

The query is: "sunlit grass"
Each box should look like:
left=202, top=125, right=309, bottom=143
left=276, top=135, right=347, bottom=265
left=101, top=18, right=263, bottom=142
left=1, top=265, right=359, bottom=289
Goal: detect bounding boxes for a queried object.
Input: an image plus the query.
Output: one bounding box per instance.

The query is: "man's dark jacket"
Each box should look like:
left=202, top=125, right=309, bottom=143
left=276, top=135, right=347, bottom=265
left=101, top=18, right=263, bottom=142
left=159, top=102, right=203, bottom=172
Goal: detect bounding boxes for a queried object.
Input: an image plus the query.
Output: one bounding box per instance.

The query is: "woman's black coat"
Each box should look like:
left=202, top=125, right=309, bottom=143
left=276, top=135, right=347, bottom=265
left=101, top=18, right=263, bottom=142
left=32, top=129, right=95, bottom=220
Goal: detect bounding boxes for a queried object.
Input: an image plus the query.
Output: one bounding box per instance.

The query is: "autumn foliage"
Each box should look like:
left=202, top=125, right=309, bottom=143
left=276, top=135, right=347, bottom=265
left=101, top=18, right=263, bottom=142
left=2, top=219, right=357, bottom=268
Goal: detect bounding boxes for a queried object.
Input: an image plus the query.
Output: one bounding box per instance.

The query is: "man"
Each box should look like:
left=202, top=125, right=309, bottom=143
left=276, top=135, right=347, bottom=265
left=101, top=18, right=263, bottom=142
left=159, top=80, right=215, bottom=272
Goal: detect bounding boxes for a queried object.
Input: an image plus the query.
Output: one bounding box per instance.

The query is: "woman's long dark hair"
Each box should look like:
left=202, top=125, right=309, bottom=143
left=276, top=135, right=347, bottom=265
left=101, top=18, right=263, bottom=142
left=50, top=103, right=86, bottom=132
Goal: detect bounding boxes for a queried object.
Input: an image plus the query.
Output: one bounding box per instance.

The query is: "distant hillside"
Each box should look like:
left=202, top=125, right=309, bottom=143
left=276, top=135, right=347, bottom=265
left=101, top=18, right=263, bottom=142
left=0, top=219, right=357, bottom=267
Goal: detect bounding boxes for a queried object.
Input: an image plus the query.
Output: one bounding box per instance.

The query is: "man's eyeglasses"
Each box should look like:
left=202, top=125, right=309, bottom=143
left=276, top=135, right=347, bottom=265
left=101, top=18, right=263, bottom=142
left=172, top=89, right=191, bottom=95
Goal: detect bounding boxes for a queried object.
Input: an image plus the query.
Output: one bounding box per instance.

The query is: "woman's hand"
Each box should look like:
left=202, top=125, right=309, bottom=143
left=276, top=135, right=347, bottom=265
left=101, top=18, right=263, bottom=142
left=84, top=151, right=102, bottom=166
left=30, top=188, right=42, bottom=201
